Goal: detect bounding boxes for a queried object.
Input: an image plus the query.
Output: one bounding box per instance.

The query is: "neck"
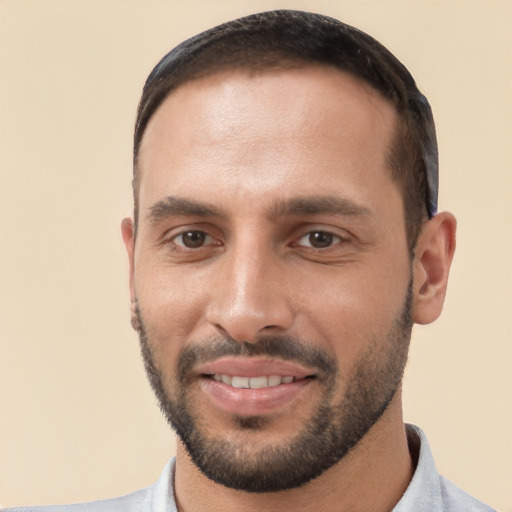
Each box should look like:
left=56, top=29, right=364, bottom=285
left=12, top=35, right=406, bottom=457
left=174, top=397, right=413, bottom=512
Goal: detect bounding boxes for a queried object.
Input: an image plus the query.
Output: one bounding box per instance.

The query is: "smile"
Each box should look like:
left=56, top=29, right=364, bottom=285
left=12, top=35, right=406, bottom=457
left=194, top=357, right=318, bottom=415
left=210, top=374, right=304, bottom=388
left=200, top=374, right=315, bottom=416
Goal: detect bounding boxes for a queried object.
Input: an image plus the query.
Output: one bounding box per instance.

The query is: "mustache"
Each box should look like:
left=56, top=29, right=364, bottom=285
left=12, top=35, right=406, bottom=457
left=177, top=335, right=338, bottom=383
left=133, top=303, right=338, bottom=384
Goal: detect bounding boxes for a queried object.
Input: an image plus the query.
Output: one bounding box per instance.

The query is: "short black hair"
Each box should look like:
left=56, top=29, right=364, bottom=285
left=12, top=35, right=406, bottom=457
left=133, top=10, right=438, bottom=250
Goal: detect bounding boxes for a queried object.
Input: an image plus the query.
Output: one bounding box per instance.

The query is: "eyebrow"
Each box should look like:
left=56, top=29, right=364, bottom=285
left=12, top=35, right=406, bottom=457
left=268, top=196, right=372, bottom=219
left=147, top=196, right=224, bottom=224
left=146, top=194, right=372, bottom=224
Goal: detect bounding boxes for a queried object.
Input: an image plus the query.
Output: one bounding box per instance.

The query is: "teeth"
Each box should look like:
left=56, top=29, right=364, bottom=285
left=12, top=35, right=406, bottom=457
left=268, top=375, right=282, bottom=387
left=212, top=375, right=296, bottom=389
left=231, top=376, right=249, bottom=388
left=249, top=376, right=268, bottom=389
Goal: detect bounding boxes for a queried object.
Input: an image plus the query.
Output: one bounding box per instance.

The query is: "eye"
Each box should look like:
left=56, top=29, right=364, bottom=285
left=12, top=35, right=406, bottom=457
left=173, top=230, right=213, bottom=248
left=296, top=230, right=343, bottom=249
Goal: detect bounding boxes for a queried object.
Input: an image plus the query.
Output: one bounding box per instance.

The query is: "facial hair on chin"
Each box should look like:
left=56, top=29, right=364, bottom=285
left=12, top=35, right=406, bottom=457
left=134, top=281, right=413, bottom=493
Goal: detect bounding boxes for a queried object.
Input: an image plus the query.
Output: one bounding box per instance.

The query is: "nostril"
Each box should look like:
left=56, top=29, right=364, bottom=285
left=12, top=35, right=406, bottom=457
left=206, top=294, right=294, bottom=344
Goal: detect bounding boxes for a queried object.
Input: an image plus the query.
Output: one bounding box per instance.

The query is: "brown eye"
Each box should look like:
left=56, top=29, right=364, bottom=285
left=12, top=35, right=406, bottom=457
left=175, top=231, right=209, bottom=248
left=309, top=231, right=334, bottom=248
left=297, top=231, right=340, bottom=249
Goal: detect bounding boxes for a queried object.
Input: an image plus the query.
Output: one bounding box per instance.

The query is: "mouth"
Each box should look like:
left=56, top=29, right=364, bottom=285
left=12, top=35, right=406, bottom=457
left=206, top=374, right=313, bottom=388
left=195, top=358, right=317, bottom=416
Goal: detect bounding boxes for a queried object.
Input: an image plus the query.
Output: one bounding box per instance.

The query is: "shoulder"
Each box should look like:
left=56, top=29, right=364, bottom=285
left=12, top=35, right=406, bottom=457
left=1, top=459, right=177, bottom=512
left=395, top=425, right=496, bottom=512
left=439, top=476, right=497, bottom=512
left=1, top=487, right=150, bottom=512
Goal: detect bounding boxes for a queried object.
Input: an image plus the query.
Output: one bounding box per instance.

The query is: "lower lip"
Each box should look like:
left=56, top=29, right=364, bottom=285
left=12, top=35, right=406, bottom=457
left=199, top=377, right=313, bottom=416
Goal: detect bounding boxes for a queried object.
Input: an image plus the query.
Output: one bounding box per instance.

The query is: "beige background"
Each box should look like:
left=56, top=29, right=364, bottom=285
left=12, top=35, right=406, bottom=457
left=0, top=0, right=510, bottom=509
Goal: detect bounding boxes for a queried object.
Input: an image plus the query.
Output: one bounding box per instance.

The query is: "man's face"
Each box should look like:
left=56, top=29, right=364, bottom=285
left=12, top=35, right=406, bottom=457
left=124, top=66, right=414, bottom=491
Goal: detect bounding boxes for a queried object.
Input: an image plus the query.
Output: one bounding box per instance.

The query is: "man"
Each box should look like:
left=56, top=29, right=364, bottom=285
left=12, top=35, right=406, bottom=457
left=5, top=9, right=494, bottom=512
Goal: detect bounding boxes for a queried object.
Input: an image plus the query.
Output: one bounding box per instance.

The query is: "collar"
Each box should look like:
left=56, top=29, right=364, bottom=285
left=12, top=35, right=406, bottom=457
left=147, top=424, right=493, bottom=512
left=393, top=424, right=445, bottom=511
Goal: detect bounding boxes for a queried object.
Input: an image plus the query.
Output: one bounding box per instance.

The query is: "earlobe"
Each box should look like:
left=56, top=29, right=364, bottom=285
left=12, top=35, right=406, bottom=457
left=412, top=212, right=457, bottom=325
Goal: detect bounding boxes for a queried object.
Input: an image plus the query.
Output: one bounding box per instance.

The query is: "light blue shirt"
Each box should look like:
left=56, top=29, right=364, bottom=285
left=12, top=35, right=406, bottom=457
left=3, top=425, right=495, bottom=511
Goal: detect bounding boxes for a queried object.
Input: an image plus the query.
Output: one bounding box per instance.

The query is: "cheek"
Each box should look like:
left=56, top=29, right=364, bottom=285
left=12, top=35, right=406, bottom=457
left=295, top=259, right=410, bottom=362
left=134, top=264, right=210, bottom=352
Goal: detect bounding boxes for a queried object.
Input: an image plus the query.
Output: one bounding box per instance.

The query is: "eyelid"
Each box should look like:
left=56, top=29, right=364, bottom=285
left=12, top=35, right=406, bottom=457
left=292, top=226, right=352, bottom=246
left=159, top=223, right=224, bottom=250
left=171, top=230, right=214, bottom=247
left=296, top=231, right=342, bottom=248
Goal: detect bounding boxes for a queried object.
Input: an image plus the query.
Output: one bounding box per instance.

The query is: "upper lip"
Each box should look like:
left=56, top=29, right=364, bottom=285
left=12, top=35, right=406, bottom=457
left=195, top=357, right=316, bottom=379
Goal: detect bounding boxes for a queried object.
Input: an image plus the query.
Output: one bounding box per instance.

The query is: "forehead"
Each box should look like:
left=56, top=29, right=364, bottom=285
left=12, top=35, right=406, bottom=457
left=137, top=65, right=399, bottom=212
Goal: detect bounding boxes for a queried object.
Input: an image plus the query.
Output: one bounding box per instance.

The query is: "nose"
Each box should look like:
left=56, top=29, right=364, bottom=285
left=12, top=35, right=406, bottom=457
left=205, top=242, right=294, bottom=343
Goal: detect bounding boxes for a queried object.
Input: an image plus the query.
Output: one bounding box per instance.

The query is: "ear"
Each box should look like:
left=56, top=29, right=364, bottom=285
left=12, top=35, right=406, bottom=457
left=412, top=212, right=457, bottom=325
left=121, top=217, right=139, bottom=331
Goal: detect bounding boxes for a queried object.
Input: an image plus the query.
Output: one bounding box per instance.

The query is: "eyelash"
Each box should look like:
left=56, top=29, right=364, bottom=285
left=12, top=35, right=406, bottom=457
left=165, top=228, right=350, bottom=252
left=294, top=231, right=347, bottom=250
left=170, top=230, right=219, bottom=250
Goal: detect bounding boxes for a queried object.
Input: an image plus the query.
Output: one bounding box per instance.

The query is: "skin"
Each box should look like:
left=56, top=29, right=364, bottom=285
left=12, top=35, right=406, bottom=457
left=122, top=65, right=456, bottom=512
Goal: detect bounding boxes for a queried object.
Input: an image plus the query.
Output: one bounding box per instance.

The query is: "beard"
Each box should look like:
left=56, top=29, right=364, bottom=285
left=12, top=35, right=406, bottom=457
left=135, top=281, right=413, bottom=493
